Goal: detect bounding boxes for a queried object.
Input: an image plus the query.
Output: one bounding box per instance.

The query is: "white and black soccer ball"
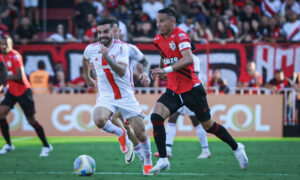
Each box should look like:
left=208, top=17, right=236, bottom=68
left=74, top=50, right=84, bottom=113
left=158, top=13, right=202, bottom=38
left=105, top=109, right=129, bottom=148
left=74, top=155, right=96, bottom=176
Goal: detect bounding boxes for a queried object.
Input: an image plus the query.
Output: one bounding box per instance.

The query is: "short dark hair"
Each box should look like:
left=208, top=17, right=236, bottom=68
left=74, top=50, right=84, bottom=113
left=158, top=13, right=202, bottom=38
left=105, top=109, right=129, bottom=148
left=38, top=60, right=46, bottom=70
left=112, top=19, right=119, bottom=27
left=97, top=19, right=114, bottom=27
left=158, top=8, right=176, bottom=18
left=275, top=69, right=283, bottom=73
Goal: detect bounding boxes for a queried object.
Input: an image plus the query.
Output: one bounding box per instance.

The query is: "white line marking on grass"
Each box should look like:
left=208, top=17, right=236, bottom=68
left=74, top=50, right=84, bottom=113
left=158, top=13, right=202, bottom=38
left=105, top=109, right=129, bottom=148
left=0, top=171, right=298, bottom=177
left=12, top=137, right=34, bottom=142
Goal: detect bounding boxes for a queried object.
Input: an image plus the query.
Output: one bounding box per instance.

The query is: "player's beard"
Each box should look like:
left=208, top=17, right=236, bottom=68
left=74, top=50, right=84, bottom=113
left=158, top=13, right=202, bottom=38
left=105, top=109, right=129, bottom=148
left=99, top=36, right=112, bottom=47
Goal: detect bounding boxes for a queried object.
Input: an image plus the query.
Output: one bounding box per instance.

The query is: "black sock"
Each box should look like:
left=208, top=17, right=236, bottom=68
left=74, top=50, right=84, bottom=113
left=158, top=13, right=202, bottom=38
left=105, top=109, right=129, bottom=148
left=151, top=113, right=166, bottom=158
left=0, top=119, right=11, bottom=145
left=32, top=122, right=49, bottom=147
left=206, top=122, right=238, bottom=150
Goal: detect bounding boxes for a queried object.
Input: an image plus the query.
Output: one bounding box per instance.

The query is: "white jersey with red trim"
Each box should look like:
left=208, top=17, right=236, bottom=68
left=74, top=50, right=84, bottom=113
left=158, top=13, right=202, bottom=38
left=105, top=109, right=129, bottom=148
left=283, top=20, right=300, bottom=42
left=261, top=0, right=281, bottom=17
left=84, top=40, right=134, bottom=99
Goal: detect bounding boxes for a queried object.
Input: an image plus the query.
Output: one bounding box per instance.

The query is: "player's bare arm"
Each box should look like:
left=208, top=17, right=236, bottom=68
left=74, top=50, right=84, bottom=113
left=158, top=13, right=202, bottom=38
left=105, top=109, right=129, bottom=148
left=138, top=57, right=151, bottom=86
left=100, top=45, right=127, bottom=77
left=82, top=56, right=95, bottom=87
left=0, top=61, right=7, bottom=85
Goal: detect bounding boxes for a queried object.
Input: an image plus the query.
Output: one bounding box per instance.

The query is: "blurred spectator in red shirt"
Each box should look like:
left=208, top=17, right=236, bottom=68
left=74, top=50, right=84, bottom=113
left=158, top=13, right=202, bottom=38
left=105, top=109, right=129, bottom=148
left=83, top=14, right=97, bottom=43
left=0, top=0, right=18, bottom=32
left=238, top=61, right=263, bottom=88
left=0, top=18, right=9, bottom=36
left=214, top=19, right=235, bottom=44
left=14, top=16, right=38, bottom=44
left=73, top=0, right=97, bottom=39
left=192, top=21, right=213, bottom=43
left=265, top=69, right=292, bottom=94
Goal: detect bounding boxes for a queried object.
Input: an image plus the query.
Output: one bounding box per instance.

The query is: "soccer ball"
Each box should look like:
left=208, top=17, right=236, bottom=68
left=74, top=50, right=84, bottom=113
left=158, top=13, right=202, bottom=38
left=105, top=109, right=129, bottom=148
left=74, top=155, right=96, bottom=176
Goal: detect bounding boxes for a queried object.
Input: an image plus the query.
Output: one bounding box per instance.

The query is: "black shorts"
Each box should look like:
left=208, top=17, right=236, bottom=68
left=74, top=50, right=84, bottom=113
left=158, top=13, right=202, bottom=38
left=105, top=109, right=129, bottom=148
left=157, top=84, right=211, bottom=122
left=1, top=89, right=36, bottom=116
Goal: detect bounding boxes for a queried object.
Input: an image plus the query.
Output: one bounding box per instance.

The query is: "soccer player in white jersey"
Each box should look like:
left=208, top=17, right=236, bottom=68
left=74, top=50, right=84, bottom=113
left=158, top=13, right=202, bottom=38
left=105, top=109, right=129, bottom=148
left=110, top=19, right=151, bottom=164
left=153, top=54, right=211, bottom=159
left=82, top=19, right=153, bottom=175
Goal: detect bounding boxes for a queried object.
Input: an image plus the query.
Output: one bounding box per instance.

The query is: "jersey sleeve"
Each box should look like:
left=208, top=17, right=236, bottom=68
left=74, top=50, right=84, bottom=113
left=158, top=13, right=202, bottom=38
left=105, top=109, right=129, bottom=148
left=129, top=44, right=144, bottom=62
left=116, top=44, right=129, bottom=64
left=83, top=45, right=91, bottom=61
left=176, top=31, right=191, bottom=52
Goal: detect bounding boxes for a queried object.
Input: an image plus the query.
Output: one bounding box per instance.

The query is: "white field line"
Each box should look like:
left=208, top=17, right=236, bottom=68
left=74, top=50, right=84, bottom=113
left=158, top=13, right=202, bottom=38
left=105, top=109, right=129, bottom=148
left=12, top=137, right=35, bottom=142
left=0, top=171, right=298, bottom=177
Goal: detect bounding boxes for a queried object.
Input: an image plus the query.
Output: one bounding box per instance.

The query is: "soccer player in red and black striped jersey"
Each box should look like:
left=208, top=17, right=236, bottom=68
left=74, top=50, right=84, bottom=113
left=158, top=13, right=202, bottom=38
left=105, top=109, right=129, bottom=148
left=149, top=8, right=248, bottom=174
left=0, top=36, right=52, bottom=156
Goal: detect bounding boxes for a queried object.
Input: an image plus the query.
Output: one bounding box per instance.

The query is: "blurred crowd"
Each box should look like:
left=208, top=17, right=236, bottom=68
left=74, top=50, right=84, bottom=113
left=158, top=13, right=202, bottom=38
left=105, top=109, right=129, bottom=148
left=0, top=0, right=299, bottom=44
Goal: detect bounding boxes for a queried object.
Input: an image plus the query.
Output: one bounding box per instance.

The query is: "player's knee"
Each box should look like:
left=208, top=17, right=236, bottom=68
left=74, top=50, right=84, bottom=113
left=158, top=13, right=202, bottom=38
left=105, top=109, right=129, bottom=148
left=26, top=116, right=37, bottom=126
left=151, top=113, right=165, bottom=127
left=94, top=118, right=107, bottom=128
left=202, top=119, right=214, bottom=131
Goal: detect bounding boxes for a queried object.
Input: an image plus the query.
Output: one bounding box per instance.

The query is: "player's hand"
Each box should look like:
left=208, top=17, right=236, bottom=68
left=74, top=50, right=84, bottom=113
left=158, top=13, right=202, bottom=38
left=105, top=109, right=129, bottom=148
left=151, top=68, right=165, bottom=79
left=139, top=72, right=150, bottom=87
left=99, top=45, right=109, bottom=60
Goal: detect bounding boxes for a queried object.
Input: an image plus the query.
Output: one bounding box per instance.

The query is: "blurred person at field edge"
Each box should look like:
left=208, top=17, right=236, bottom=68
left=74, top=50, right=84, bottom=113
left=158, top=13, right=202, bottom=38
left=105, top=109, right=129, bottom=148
left=14, top=16, right=38, bottom=45
left=178, top=14, right=196, bottom=38
left=52, top=62, right=66, bottom=89
left=265, top=69, right=292, bottom=94
left=238, top=61, right=262, bottom=89
left=208, top=69, right=229, bottom=94
left=282, top=10, right=300, bottom=42
left=29, top=60, right=52, bottom=94
left=0, top=35, right=52, bottom=156
left=0, top=0, right=18, bottom=32
left=261, top=0, right=281, bottom=18
left=46, top=24, right=77, bottom=43
left=0, top=18, right=9, bottom=36
left=249, top=19, right=262, bottom=43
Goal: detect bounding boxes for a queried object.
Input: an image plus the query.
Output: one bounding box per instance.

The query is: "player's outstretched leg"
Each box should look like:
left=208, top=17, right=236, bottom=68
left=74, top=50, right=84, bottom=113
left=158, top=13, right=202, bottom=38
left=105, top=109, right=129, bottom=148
left=203, top=120, right=248, bottom=169
left=190, top=116, right=211, bottom=159
left=127, top=116, right=152, bottom=175
left=0, top=118, right=14, bottom=154
left=149, top=113, right=170, bottom=175
left=94, top=107, right=133, bottom=161
left=27, top=116, right=53, bottom=157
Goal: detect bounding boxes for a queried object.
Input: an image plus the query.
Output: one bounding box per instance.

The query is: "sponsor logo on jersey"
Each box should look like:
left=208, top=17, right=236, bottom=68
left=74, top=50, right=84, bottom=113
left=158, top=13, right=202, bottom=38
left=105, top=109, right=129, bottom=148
left=169, top=41, right=176, bottom=51
left=179, top=33, right=187, bottom=40
left=163, top=57, right=178, bottom=65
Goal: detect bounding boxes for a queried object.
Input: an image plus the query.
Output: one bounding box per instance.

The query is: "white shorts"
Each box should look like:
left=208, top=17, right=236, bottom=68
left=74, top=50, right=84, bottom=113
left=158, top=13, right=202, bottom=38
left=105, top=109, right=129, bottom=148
left=94, top=94, right=145, bottom=121
left=177, top=106, right=195, bottom=116
left=24, top=0, right=39, bottom=7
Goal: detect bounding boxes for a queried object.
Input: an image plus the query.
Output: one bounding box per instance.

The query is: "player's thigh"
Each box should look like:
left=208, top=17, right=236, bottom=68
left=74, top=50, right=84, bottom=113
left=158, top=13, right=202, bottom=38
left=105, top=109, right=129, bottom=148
left=0, top=91, right=17, bottom=118
left=93, top=106, right=113, bottom=122
left=182, top=84, right=211, bottom=123
left=189, top=115, right=199, bottom=127
left=18, top=89, right=36, bottom=117
left=168, top=111, right=180, bottom=124
left=155, top=89, right=182, bottom=119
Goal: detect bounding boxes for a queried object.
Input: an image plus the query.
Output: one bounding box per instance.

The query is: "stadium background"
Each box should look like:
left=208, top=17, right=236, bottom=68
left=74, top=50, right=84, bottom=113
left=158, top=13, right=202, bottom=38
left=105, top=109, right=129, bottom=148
left=0, top=0, right=300, bottom=179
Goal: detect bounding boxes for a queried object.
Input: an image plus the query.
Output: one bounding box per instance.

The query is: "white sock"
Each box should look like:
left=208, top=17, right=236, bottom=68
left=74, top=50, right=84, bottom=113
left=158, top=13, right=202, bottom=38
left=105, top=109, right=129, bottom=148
left=140, top=137, right=152, bottom=165
left=166, top=123, right=176, bottom=147
left=102, top=120, right=124, bottom=137
left=195, top=124, right=209, bottom=150
left=134, top=144, right=144, bottom=162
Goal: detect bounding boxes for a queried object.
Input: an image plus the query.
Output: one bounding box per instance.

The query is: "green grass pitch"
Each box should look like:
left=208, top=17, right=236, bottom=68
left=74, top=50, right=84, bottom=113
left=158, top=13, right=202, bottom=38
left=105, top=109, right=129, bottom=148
left=0, top=137, right=300, bottom=180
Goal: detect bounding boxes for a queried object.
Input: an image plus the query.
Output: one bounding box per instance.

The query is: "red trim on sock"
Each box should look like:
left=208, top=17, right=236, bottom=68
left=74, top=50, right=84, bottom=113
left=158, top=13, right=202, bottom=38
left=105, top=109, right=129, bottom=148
left=152, top=121, right=164, bottom=125
left=213, top=123, right=219, bottom=134
left=0, top=120, right=8, bottom=125
left=34, top=122, right=41, bottom=129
